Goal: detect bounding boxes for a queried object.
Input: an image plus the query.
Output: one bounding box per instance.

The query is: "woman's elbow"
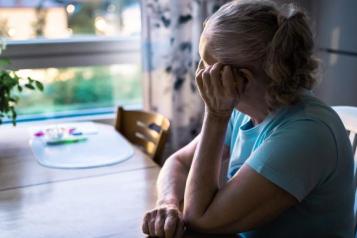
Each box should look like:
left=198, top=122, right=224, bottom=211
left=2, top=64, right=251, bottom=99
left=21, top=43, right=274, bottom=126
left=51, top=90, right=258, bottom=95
left=183, top=211, right=244, bottom=234
left=183, top=211, right=213, bottom=232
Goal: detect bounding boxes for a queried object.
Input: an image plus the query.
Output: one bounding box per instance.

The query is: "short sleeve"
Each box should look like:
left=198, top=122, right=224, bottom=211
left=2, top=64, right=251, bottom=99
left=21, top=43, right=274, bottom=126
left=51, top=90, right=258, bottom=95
left=246, top=119, right=337, bottom=201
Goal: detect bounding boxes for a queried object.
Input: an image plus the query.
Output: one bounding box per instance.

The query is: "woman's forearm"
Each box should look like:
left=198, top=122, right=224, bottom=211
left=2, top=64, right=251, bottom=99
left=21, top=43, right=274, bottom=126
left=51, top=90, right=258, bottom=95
left=156, top=155, right=189, bottom=208
left=183, top=113, right=229, bottom=222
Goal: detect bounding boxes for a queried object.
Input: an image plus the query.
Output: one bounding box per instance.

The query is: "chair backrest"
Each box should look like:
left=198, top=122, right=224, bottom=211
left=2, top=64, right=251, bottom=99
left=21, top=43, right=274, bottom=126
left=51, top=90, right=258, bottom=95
left=332, top=106, right=357, bottom=235
left=114, top=106, right=170, bottom=166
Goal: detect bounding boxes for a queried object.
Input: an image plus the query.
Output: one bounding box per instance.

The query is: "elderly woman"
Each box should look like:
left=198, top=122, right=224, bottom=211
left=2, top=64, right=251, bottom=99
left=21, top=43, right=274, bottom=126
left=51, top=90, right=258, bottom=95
left=142, top=0, right=355, bottom=237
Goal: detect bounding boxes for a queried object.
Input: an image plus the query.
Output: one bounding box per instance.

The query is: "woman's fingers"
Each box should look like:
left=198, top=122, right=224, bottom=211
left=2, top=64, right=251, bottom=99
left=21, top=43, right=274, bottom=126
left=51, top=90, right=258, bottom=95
left=155, top=209, right=166, bottom=237
left=142, top=207, right=184, bottom=238
left=147, top=210, right=157, bottom=236
left=209, top=63, right=224, bottom=87
left=197, top=63, right=225, bottom=98
left=148, top=218, right=156, bottom=236
left=142, top=212, right=150, bottom=235
left=222, top=66, right=237, bottom=97
left=195, top=68, right=204, bottom=91
left=173, top=218, right=185, bottom=238
left=202, top=67, right=213, bottom=94
left=196, top=61, right=240, bottom=116
left=196, top=60, right=204, bottom=75
left=164, top=214, right=178, bottom=238
left=209, top=63, right=224, bottom=97
left=196, top=69, right=210, bottom=102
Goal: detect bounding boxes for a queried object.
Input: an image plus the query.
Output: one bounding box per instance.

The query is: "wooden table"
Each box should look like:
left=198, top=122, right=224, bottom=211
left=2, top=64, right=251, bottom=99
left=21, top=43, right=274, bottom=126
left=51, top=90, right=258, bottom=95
left=0, top=122, right=160, bottom=238
left=0, top=122, right=238, bottom=238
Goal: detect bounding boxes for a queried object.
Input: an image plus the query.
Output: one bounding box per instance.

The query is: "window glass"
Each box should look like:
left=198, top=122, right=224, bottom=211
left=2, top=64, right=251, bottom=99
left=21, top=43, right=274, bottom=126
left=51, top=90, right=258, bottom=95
left=0, top=0, right=140, bottom=40
left=14, top=64, right=142, bottom=119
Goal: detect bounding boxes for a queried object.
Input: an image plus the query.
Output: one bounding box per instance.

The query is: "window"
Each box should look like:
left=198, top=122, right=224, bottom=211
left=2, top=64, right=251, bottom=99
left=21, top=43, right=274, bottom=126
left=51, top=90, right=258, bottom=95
left=0, top=0, right=141, bottom=123
left=0, top=0, right=140, bottom=39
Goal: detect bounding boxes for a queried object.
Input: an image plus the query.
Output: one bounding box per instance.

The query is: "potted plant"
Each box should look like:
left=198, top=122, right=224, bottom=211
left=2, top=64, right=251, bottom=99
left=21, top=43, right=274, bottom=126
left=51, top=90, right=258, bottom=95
left=0, top=39, right=44, bottom=125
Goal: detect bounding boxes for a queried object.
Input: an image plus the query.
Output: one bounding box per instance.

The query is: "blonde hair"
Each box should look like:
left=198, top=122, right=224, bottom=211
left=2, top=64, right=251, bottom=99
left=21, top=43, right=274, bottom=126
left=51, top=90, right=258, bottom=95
left=204, top=0, right=318, bottom=110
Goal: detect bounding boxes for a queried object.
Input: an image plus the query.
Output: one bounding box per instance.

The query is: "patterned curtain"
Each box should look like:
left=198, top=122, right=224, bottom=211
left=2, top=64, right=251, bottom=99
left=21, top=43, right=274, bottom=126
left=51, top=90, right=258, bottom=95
left=141, top=0, right=230, bottom=154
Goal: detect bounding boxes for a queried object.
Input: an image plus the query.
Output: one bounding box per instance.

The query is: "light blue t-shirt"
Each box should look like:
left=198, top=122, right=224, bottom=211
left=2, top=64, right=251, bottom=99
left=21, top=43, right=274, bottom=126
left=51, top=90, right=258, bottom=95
left=225, top=93, right=355, bottom=238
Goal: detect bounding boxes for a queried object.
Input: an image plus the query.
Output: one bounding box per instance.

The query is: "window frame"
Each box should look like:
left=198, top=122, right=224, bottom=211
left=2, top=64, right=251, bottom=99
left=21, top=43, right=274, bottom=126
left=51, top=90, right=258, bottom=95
left=1, top=36, right=141, bottom=70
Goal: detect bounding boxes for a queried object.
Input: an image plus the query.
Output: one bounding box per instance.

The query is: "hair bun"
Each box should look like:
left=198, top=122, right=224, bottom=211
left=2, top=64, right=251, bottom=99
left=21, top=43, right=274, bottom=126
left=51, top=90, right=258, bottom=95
left=278, top=4, right=305, bottom=25
left=277, top=14, right=287, bottom=26
left=264, top=4, right=318, bottom=109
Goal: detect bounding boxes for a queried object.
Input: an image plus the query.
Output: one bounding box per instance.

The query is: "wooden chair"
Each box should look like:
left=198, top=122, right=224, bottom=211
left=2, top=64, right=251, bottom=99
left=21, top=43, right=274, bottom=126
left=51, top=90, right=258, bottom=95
left=332, top=106, right=357, bottom=236
left=114, top=106, right=170, bottom=166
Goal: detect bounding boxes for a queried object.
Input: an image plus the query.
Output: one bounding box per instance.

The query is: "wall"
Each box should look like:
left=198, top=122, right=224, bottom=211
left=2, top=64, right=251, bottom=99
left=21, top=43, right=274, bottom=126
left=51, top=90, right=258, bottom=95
left=310, top=0, right=357, bottom=106
left=274, top=0, right=357, bottom=106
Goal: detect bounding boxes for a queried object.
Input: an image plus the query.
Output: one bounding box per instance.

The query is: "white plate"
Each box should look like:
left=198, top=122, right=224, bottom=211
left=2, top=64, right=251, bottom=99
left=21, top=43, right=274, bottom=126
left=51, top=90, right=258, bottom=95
left=29, top=123, right=134, bottom=169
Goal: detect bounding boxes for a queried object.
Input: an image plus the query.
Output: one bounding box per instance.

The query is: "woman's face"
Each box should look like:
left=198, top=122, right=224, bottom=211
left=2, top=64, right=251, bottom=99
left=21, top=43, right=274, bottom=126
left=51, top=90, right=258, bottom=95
left=198, top=35, right=217, bottom=70
left=198, top=35, right=242, bottom=109
left=197, top=35, right=268, bottom=114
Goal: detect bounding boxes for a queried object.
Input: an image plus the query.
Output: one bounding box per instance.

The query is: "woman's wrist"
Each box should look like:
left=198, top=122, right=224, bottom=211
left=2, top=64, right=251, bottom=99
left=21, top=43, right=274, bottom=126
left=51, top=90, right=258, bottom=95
left=205, top=110, right=231, bottom=124
left=205, top=106, right=232, bottom=121
left=156, top=197, right=180, bottom=207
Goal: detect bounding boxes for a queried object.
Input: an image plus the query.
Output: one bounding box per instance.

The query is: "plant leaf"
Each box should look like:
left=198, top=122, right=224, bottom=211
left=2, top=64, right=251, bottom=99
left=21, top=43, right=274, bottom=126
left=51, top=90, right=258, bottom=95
left=9, top=97, right=18, bottom=103
left=35, top=81, right=44, bottom=91
left=25, top=84, right=35, bottom=90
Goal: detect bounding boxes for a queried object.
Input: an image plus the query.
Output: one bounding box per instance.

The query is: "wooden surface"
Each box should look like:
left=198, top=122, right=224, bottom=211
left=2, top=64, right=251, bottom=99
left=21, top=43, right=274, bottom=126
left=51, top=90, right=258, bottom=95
left=115, top=106, right=170, bottom=165
left=0, top=122, right=238, bottom=238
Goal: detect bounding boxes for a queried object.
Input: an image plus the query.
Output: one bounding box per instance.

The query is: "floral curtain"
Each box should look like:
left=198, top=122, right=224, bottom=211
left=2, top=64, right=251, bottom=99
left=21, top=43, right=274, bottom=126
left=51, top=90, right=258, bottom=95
left=141, top=0, right=230, bottom=154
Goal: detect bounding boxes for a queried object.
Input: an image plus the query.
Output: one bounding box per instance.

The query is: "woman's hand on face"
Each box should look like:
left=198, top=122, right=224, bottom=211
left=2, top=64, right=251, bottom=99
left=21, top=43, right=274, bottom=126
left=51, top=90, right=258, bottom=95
left=196, top=62, right=240, bottom=119
left=142, top=204, right=184, bottom=238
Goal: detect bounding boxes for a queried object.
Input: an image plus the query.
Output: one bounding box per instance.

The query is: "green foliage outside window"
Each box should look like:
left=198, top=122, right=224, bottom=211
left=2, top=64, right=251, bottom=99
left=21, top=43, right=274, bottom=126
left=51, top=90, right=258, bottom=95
left=15, top=65, right=142, bottom=116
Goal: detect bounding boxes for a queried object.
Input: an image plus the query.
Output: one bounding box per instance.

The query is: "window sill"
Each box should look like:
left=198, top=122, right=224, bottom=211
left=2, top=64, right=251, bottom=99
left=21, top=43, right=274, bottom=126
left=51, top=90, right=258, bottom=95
left=1, top=104, right=142, bottom=127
